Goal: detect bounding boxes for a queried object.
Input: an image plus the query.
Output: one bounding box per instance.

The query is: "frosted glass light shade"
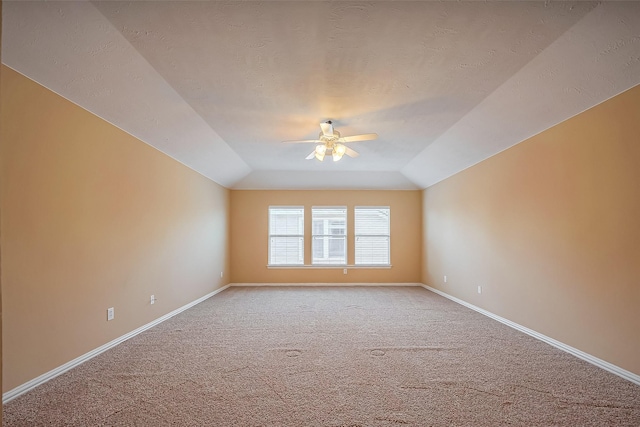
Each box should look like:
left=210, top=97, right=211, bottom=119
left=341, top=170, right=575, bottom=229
left=332, top=143, right=346, bottom=161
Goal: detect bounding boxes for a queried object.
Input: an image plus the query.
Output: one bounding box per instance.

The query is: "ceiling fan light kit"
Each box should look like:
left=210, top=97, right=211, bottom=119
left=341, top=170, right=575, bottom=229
left=314, top=144, right=327, bottom=161
left=284, top=121, right=377, bottom=162
left=332, top=143, right=346, bottom=161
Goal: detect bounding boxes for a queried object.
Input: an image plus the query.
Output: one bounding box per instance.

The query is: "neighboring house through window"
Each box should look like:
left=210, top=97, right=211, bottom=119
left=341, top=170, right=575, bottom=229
left=312, top=206, right=347, bottom=265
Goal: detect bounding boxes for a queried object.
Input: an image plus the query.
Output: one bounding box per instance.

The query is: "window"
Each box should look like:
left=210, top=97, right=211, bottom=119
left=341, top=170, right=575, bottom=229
left=312, top=207, right=347, bottom=265
left=268, top=206, right=304, bottom=265
left=355, top=207, right=390, bottom=265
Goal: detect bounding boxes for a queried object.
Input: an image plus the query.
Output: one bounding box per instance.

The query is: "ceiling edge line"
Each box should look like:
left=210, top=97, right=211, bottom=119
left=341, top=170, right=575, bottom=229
left=2, top=63, right=252, bottom=189
left=417, top=81, right=640, bottom=190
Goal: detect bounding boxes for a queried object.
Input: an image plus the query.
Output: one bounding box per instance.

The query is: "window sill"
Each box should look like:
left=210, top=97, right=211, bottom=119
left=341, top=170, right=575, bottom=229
left=267, top=264, right=392, bottom=269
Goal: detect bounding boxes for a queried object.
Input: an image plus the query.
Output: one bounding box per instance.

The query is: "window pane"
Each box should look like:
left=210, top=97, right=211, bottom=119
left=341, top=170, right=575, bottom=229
left=270, top=236, right=304, bottom=265
left=355, top=236, right=390, bottom=265
left=355, top=207, right=390, bottom=265
left=312, top=207, right=346, bottom=265
left=269, top=207, right=304, bottom=235
left=269, top=206, right=304, bottom=265
left=355, top=208, right=390, bottom=235
left=312, top=236, right=346, bottom=265
left=312, top=207, right=345, bottom=222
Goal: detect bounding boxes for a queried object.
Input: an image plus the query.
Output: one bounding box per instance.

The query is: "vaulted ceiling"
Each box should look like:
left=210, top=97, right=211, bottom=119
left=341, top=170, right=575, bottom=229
left=3, top=1, right=640, bottom=190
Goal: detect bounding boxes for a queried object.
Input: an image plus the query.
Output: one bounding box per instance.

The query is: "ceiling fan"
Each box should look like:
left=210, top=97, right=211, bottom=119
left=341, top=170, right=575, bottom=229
left=283, top=121, right=378, bottom=162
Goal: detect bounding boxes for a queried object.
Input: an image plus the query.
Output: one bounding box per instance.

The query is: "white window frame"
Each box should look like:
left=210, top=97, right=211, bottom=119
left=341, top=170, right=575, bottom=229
left=354, top=206, right=390, bottom=266
left=268, top=206, right=304, bottom=266
left=312, top=206, right=347, bottom=265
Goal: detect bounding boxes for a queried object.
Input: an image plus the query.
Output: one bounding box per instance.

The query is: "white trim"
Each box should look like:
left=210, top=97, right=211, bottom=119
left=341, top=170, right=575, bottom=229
left=421, top=284, right=640, bottom=386
left=2, top=285, right=231, bottom=404
left=231, top=282, right=420, bottom=287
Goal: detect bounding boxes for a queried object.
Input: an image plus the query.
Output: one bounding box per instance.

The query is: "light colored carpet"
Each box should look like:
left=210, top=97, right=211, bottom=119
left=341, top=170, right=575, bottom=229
left=4, top=286, right=640, bottom=426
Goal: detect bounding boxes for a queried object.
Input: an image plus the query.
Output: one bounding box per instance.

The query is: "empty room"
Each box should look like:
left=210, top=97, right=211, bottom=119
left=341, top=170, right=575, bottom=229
left=1, top=1, right=639, bottom=426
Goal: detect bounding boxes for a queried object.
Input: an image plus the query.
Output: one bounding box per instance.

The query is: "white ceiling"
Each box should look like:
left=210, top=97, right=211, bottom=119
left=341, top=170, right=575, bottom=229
left=3, top=1, right=640, bottom=190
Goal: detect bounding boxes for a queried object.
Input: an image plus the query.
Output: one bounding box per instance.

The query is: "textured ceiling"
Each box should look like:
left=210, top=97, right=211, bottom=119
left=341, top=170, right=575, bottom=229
left=3, top=1, right=640, bottom=190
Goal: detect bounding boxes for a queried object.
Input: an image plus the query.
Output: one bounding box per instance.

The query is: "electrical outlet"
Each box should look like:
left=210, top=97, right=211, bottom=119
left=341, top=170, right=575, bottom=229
left=107, top=307, right=114, bottom=321
left=444, top=275, right=447, bottom=283
left=477, top=286, right=482, bottom=294
left=150, top=295, right=155, bottom=305
left=220, top=271, right=223, bottom=278
left=343, top=268, right=348, bottom=275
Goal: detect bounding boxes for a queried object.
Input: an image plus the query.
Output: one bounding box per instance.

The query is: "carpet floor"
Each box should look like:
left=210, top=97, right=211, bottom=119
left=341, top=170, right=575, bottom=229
left=3, top=286, right=640, bottom=426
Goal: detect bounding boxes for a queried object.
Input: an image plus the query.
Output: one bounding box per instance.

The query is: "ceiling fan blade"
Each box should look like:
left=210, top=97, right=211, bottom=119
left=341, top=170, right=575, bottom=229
left=283, top=139, right=322, bottom=144
left=340, top=133, right=378, bottom=143
left=305, top=150, right=316, bottom=160
left=345, top=147, right=359, bottom=158
left=319, top=121, right=334, bottom=137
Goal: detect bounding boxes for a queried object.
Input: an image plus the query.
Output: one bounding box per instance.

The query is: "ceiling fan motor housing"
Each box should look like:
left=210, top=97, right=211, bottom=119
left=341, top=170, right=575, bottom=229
left=319, top=130, right=340, bottom=143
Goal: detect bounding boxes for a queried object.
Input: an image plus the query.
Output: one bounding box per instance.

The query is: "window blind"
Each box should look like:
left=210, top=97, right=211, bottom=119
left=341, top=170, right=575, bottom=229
left=268, top=206, right=304, bottom=265
left=355, top=207, right=390, bottom=265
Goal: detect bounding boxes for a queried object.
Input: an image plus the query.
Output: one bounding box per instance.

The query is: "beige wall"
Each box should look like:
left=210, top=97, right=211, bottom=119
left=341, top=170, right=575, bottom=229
left=1, top=66, right=231, bottom=391
left=422, top=84, right=640, bottom=375
left=230, top=190, right=422, bottom=283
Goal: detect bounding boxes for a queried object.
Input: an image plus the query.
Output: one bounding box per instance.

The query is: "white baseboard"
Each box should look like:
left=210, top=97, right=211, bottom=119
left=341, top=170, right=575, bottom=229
left=2, top=285, right=231, bottom=404
left=230, top=282, right=422, bottom=287
left=421, top=284, right=640, bottom=386
left=11, top=282, right=634, bottom=403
